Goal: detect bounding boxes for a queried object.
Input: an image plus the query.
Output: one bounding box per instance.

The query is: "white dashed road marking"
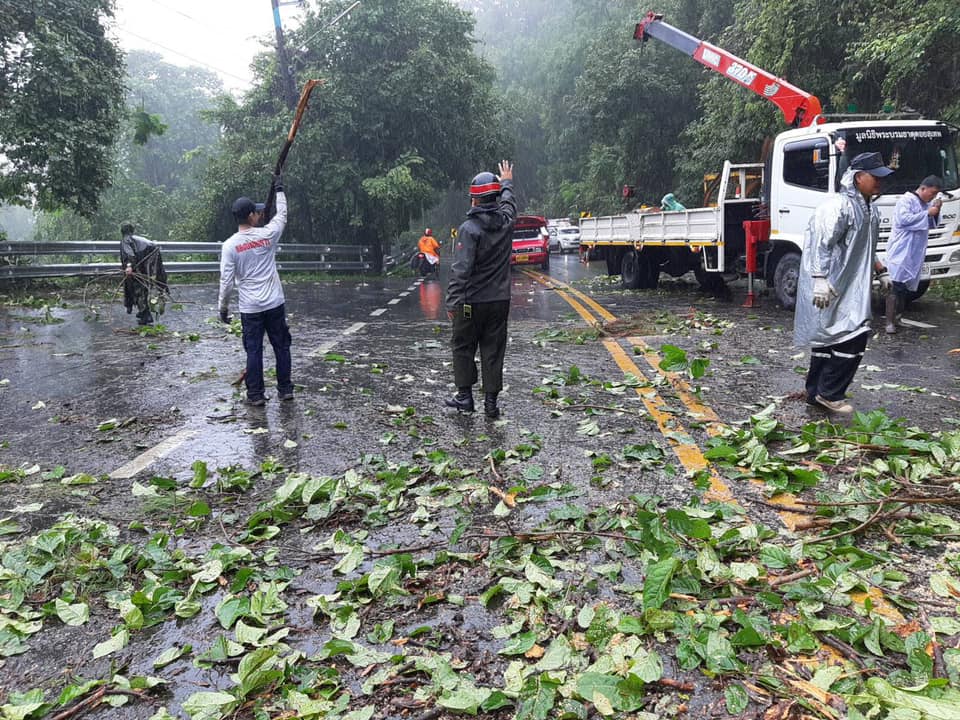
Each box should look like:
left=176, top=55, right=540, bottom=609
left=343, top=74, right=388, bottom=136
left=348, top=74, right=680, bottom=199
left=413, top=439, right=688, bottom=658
left=310, top=340, right=339, bottom=357
left=344, top=322, right=366, bottom=335
left=900, top=318, right=936, bottom=329
left=388, top=299, right=401, bottom=305
left=109, top=429, right=197, bottom=480
left=370, top=308, right=387, bottom=317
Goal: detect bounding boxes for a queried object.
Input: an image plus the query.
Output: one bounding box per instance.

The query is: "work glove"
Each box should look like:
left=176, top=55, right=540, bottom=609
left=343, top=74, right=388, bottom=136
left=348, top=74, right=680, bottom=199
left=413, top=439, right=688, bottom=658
left=219, top=308, right=232, bottom=324
left=272, top=172, right=284, bottom=193
left=811, top=277, right=837, bottom=309
left=876, top=270, right=892, bottom=293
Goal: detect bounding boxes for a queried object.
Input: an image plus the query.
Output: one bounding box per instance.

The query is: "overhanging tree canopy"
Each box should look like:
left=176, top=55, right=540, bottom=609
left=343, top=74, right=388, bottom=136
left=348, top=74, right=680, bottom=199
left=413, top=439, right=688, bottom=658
left=177, top=0, right=506, bottom=262
left=0, top=0, right=126, bottom=216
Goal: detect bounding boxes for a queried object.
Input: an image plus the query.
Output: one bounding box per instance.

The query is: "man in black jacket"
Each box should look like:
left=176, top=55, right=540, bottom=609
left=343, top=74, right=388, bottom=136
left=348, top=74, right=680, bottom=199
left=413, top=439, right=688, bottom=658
left=445, top=160, right=517, bottom=419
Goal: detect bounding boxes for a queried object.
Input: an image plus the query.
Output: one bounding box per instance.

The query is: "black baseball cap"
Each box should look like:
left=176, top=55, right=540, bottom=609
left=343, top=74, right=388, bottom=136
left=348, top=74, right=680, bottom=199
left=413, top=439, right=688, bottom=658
left=231, top=197, right=266, bottom=220
left=849, top=152, right=894, bottom=177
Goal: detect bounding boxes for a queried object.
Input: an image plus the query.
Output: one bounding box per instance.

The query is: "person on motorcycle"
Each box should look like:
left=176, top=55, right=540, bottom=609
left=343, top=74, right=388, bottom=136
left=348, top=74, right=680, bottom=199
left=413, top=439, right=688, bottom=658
left=417, top=228, right=440, bottom=274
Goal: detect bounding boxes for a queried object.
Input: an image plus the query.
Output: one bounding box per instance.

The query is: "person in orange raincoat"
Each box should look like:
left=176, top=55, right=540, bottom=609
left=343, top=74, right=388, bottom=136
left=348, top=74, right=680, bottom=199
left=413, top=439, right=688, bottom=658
left=418, top=228, right=440, bottom=262
left=416, top=228, right=440, bottom=275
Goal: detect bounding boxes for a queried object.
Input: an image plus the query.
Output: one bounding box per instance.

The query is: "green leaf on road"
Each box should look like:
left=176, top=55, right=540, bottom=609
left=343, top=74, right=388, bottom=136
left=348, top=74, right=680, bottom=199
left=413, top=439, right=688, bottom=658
left=55, top=599, right=89, bottom=626
left=642, top=558, right=679, bottom=610
left=725, top=683, right=749, bottom=714
left=92, top=627, right=129, bottom=659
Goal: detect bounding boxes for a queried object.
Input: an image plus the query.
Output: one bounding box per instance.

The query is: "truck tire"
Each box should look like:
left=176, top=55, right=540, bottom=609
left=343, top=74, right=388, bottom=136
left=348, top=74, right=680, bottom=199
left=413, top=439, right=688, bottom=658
left=541, top=253, right=550, bottom=271
left=621, top=249, right=642, bottom=289
left=605, top=248, right=622, bottom=276
left=772, top=252, right=801, bottom=310
left=905, top=280, right=929, bottom=306
left=639, top=251, right=660, bottom=289
left=694, top=265, right=726, bottom=293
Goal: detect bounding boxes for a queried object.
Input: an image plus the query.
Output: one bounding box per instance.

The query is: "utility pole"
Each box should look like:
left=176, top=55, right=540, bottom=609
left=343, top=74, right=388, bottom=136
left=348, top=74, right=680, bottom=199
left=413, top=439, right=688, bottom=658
left=270, top=0, right=297, bottom=108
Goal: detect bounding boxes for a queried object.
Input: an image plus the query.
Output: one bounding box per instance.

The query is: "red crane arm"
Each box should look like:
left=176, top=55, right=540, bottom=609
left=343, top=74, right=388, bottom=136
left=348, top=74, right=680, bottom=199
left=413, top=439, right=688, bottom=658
left=634, top=12, right=823, bottom=128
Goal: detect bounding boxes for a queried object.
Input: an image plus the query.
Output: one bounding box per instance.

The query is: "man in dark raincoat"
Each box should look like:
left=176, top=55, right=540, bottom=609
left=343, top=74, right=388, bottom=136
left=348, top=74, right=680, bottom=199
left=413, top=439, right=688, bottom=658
left=120, top=222, right=168, bottom=325
left=444, top=160, right=517, bottom=419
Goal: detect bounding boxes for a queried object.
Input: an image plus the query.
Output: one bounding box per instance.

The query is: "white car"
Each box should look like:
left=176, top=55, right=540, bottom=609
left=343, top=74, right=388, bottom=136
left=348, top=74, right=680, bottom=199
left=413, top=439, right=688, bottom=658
left=547, top=226, right=560, bottom=252
left=557, top=226, right=581, bottom=253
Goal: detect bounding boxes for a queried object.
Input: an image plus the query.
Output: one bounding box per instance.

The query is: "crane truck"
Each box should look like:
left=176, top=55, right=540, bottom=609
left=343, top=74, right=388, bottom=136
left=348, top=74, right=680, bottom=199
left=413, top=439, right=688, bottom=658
left=578, top=12, right=960, bottom=309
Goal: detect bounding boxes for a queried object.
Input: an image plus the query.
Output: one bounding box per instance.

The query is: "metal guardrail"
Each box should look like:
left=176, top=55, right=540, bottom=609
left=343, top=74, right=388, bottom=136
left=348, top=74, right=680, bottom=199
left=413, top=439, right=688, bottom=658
left=0, top=241, right=374, bottom=279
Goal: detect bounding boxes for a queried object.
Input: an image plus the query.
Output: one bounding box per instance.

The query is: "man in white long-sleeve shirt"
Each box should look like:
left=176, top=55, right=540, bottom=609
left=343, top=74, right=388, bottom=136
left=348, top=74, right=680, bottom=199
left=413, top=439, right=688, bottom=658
left=884, top=175, right=943, bottom=334
left=218, top=177, right=294, bottom=406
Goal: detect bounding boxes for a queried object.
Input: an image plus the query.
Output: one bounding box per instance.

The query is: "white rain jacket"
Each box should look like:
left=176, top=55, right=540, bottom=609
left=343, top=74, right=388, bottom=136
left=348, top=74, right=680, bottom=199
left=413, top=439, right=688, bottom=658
left=887, top=191, right=935, bottom=291
left=794, top=168, right=880, bottom=348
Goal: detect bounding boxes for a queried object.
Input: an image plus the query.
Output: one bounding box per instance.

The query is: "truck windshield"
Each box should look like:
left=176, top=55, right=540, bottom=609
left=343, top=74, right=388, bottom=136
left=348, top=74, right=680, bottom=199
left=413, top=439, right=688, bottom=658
left=513, top=228, right=543, bottom=240
left=836, top=125, right=959, bottom=193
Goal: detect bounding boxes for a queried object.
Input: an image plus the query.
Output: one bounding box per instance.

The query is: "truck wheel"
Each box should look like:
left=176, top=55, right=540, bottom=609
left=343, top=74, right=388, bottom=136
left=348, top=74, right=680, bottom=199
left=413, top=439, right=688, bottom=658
left=621, top=250, right=642, bottom=289
left=541, top=253, right=550, bottom=271
left=605, top=248, right=622, bottom=276
left=639, top=251, right=660, bottom=289
left=772, top=252, right=801, bottom=310
left=905, top=280, right=929, bottom=306
left=694, top=265, right=726, bottom=293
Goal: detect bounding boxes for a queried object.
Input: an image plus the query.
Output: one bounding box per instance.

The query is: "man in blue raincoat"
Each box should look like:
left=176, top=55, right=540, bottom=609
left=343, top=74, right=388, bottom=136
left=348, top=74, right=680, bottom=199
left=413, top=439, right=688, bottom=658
left=794, top=152, right=893, bottom=414
left=884, top=175, right=943, bottom=333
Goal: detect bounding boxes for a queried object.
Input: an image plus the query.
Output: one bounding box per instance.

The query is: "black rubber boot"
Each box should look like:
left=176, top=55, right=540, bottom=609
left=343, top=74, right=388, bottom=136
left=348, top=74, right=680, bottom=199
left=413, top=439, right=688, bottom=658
left=484, top=392, right=500, bottom=419
left=445, top=388, right=474, bottom=413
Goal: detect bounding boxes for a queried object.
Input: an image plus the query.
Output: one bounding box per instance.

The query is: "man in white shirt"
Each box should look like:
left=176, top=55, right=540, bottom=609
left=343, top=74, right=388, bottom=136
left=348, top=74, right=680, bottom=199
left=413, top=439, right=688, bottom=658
left=218, top=176, right=294, bottom=406
left=884, top=175, right=943, bottom=333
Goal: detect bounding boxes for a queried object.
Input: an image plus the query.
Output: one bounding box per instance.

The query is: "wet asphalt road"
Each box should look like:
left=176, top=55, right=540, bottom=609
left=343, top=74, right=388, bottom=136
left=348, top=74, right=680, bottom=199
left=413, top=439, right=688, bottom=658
left=2, top=254, right=960, bottom=487
left=4, top=255, right=960, bottom=714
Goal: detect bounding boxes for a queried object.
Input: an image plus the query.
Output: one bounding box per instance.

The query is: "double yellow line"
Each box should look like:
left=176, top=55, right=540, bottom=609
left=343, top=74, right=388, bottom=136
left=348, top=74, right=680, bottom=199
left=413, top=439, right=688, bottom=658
left=522, top=269, right=904, bottom=626
left=523, top=269, right=734, bottom=502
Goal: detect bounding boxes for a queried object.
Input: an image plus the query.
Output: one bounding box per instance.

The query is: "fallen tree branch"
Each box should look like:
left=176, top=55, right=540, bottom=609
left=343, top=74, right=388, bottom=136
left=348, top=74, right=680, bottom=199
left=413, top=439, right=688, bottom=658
left=796, top=495, right=960, bottom=508
left=805, top=501, right=889, bottom=545
left=48, top=687, right=107, bottom=720
left=488, top=455, right=503, bottom=484
left=816, top=632, right=868, bottom=670
left=768, top=568, right=816, bottom=587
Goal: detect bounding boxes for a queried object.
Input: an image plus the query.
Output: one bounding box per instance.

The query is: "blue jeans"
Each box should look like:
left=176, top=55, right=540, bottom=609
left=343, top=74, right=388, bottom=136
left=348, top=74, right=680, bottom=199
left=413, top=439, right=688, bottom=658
left=241, top=304, right=292, bottom=401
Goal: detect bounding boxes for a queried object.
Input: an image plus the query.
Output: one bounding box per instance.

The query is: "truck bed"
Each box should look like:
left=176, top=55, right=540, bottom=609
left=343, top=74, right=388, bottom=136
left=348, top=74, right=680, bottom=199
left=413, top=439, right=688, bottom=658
left=579, top=207, right=722, bottom=247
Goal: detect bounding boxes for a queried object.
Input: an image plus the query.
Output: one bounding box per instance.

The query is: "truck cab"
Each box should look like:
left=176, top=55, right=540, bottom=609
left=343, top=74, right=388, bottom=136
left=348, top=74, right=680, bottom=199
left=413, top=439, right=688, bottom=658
left=767, top=119, right=960, bottom=307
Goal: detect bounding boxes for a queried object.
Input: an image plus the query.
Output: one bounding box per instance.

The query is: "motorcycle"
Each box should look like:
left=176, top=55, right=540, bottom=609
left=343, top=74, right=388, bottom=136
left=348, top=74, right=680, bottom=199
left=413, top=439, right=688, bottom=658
left=411, top=251, right=440, bottom=278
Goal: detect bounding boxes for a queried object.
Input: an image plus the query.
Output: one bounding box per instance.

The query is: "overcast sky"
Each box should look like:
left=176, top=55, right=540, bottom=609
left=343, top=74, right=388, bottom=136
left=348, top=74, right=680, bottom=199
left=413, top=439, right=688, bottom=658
left=113, top=0, right=305, bottom=93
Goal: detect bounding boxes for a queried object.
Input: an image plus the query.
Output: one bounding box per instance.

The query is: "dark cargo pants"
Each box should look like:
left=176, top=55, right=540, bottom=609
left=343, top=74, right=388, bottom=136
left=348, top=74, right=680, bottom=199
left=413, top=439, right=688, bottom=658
left=804, top=330, right=869, bottom=403
left=450, top=300, right=510, bottom=394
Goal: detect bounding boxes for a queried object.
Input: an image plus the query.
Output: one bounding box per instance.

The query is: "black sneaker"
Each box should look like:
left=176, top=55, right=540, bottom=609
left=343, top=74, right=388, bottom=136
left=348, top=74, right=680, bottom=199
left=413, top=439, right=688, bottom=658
left=278, top=391, right=294, bottom=401
left=484, top=393, right=500, bottom=419
left=246, top=396, right=267, bottom=407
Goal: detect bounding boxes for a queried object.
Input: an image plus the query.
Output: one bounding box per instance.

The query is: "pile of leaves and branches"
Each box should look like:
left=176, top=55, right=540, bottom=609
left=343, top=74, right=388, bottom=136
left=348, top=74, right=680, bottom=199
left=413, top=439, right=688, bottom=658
left=4, top=404, right=960, bottom=719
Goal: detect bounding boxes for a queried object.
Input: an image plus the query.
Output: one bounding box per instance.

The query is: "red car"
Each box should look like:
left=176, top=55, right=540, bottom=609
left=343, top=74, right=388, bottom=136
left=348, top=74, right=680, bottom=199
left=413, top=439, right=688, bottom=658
left=510, top=214, right=550, bottom=270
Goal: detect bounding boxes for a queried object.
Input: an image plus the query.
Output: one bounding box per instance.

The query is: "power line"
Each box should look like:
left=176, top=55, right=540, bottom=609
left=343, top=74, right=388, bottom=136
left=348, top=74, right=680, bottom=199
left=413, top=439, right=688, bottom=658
left=116, top=25, right=252, bottom=84
left=142, top=0, right=204, bottom=26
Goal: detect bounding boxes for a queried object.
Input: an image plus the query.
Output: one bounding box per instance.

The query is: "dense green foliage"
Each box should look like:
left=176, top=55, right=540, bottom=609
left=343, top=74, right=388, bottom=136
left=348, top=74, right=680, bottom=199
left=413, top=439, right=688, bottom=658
left=34, top=51, right=225, bottom=244
left=9, top=0, right=958, bottom=246
left=0, top=0, right=126, bottom=215
left=175, top=0, right=506, bottom=266
left=466, top=0, right=960, bottom=216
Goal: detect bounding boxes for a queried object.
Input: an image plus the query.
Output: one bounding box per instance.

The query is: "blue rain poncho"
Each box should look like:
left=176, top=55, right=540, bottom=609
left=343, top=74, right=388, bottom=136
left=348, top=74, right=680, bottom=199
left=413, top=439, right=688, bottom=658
left=660, top=193, right=686, bottom=212
left=794, top=167, right=880, bottom=348
left=886, top=191, right=935, bottom=292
